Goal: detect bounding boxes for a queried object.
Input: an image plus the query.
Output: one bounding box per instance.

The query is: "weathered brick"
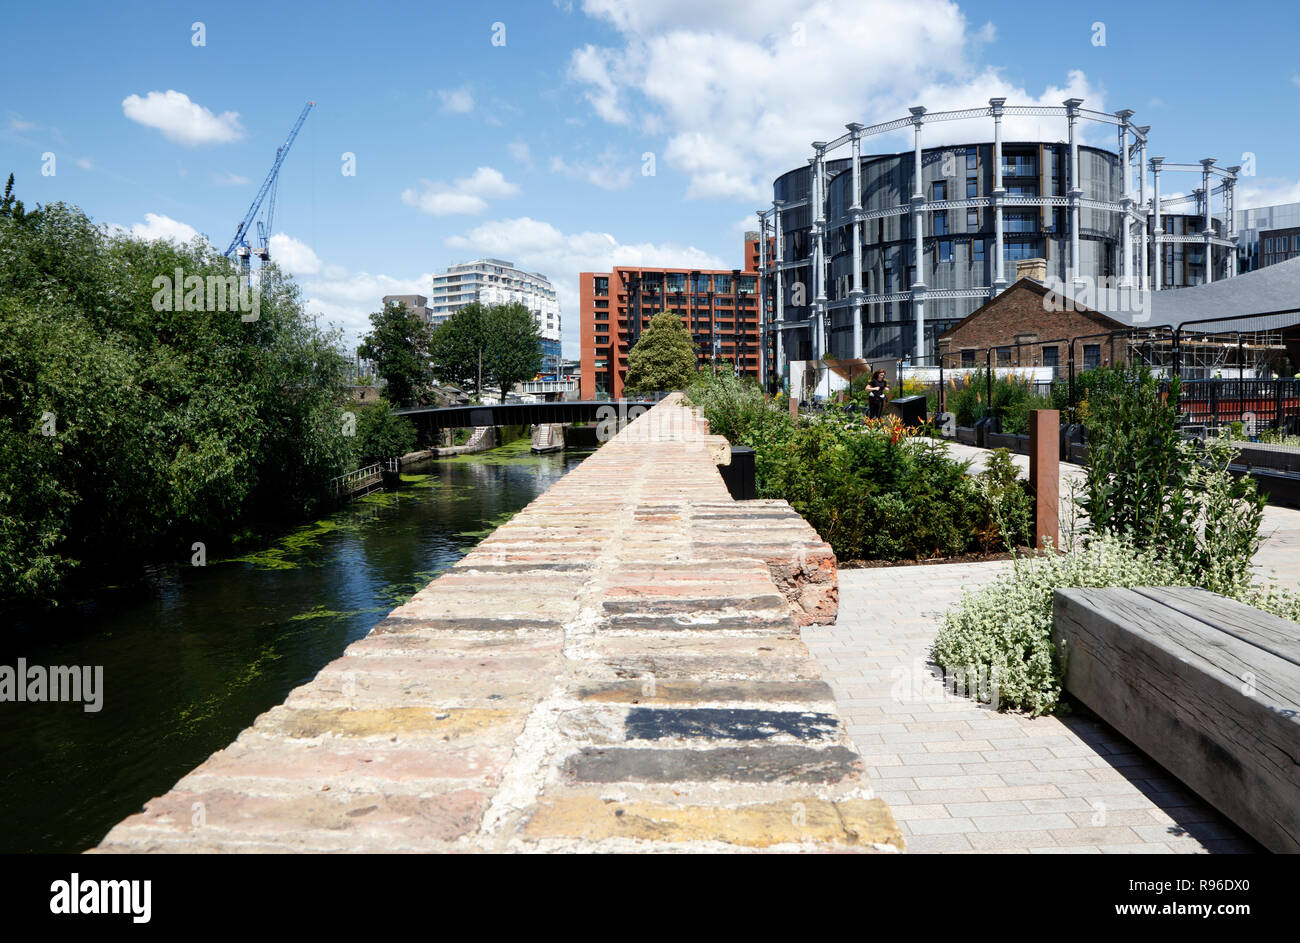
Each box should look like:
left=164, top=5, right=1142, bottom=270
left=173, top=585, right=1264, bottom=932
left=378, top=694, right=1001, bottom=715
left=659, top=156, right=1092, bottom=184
left=95, top=394, right=894, bottom=854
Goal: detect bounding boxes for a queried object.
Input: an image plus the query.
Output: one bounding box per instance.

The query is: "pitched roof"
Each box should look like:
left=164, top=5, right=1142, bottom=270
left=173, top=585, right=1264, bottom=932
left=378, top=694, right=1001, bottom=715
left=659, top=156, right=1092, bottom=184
left=1081, top=256, right=1300, bottom=329
left=937, top=277, right=1126, bottom=340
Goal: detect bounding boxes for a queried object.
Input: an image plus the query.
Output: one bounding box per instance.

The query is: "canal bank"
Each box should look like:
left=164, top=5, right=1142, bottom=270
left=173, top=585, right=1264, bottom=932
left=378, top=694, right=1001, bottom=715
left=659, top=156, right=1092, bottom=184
left=0, top=441, right=592, bottom=853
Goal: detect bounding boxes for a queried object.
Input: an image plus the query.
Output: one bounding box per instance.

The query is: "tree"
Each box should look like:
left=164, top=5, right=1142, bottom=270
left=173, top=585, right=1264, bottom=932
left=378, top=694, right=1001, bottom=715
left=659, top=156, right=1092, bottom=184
left=358, top=300, right=434, bottom=407
left=0, top=196, right=353, bottom=606
left=0, top=173, right=40, bottom=225
left=428, top=301, right=542, bottom=402
left=427, top=302, right=488, bottom=395
left=623, top=310, right=697, bottom=393
left=483, top=301, right=543, bottom=402
left=351, top=399, right=417, bottom=464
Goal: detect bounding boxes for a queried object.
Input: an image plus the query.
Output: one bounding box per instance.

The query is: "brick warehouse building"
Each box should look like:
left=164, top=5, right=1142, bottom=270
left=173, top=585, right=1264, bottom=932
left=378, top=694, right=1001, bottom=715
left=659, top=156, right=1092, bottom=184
left=580, top=236, right=764, bottom=399
left=935, top=270, right=1128, bottom=373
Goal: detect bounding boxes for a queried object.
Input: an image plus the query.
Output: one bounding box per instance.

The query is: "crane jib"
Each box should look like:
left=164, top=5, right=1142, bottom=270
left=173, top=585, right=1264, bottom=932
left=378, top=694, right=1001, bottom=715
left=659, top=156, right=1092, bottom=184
left=223, top=101, right=315, bottom=259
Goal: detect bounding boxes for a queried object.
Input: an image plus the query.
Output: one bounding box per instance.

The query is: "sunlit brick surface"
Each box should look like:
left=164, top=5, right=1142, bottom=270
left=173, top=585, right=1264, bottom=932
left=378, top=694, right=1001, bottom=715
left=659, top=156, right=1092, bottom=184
left=94, top=394, right=900, bottom=854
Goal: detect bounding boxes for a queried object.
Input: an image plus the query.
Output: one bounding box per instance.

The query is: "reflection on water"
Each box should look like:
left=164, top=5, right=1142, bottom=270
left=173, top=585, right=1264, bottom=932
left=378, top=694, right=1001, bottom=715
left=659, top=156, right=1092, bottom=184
left=0, top=443, right=589, bottom=853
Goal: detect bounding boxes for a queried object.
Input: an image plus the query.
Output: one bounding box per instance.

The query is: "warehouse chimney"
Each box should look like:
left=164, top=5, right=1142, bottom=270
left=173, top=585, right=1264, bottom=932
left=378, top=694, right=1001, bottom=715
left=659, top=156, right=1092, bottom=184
left=1016, top=258, right=1048, bottom=283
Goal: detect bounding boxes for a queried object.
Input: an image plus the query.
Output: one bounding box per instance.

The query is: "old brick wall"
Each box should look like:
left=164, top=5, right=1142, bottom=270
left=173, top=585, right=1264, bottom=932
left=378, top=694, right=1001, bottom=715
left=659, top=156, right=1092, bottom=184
left=938, top=280, right=1129, bottom=368
left=94, top=394, right=899, bottom=853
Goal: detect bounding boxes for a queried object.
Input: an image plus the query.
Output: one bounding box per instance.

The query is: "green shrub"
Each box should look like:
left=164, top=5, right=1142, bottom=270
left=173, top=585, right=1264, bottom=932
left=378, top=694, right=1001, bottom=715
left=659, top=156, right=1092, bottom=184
left=688, top=372, right=1020, bottom=561
left=945, top=369, right=1050, bottom=433
left=937, top=365, right=1276, bottom=715
left=685, top=370, right=771, bottom=443
left=350, top=399, right=417, bottom=465
left=977, top=449, right=1033, bottom=551
left=933, top=535, right=1300, bottom=715
left=1081, top=364, right=1264, bottom=590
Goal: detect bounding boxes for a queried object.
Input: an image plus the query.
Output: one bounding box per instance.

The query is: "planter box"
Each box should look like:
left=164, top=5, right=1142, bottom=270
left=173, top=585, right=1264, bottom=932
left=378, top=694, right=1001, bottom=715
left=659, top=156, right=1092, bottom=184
left=985, top=431, right=1030, bottom=455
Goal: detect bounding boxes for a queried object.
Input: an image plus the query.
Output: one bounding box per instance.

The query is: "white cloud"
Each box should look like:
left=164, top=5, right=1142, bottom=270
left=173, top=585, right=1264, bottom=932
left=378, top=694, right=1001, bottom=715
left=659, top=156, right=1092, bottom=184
left=446, top=216, right=727, bottom=351
left=437, top=85, right=475, bottom=114
left=74, top=156, right=93, bottom=170
left=549, top=147, right=635, bottom=189
left=122, top=90, right=244, bottom=147
left=401, top=166, right=520, bottom=216
left=300, top=267, right=435, bottom=346
left=569, top=0, right=1113, bottom=201
left=107, top=213, right=204, bottom=245
left=1292, top=75, right=1300, bottom=88
left=568, top=45, right=630, bottom=125
left=268, top=233, right=328, bottom=276
left=509, top=139, right=532, bottom=165
left=1239, top=177, right=1300, bottom=208
left=8, top=115, right=35, bottom=132
left=212, top=171, right=250, bottom=186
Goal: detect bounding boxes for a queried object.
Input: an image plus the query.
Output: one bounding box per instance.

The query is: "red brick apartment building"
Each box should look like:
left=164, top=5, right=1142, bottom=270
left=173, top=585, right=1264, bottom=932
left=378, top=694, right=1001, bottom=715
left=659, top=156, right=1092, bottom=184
left=580, top=237, right=764, bottom=399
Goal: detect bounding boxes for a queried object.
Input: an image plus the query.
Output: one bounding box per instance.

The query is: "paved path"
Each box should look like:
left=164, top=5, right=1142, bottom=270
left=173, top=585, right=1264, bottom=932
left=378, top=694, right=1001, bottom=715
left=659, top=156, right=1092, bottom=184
left=803, top=438, right=1299, bottom=853
left=802, top=562, right=1261, bottom=853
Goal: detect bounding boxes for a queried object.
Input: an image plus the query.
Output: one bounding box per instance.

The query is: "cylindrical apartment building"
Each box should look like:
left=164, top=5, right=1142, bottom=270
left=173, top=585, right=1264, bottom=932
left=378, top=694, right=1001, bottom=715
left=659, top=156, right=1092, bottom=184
left=756, top=100, right=1241, bottom=380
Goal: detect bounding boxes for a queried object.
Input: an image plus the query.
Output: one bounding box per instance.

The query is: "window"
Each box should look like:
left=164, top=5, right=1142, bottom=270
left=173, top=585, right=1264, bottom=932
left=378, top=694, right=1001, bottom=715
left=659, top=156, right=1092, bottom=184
left=967, top=208, right=980, bottom=231
left=1265, top=238, right=1273, bottom=253
left=934, top=213, right=949, bottom=236
left=1006, top=212, right=1036, bottom=233
left=1002, top=155, right=1037, bottom=176
left=966, top=180, right=978, bottom=199
left=1005, top=241, right=1039, bottom=261
left=1006, top=183, right=1038, bottom=197
left=961, top=349, right=976, bottom=365
left=973, top=239, right=985, bottom=262
left=932, top=180, right=947, bottom=201
left=938, top=239, right=953, bottom=262
left=966, top=150, right=978, bottom=171
left=594, top=310, right=608, bottom=321
left=1042, top=345, right=1059, bottom=368
left=594, top=277, right=609, bottom=297
left=1083, top=344, right=1101, bottom=370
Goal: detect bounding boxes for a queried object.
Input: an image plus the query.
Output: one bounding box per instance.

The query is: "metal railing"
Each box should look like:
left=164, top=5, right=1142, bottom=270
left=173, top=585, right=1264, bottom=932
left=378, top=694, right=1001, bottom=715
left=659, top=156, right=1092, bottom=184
left=330, top=458, right=399, bottom=498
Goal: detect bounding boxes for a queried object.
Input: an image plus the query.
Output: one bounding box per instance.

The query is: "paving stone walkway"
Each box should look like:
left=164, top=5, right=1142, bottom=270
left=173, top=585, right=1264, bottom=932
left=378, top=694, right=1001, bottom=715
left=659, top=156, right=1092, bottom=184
left=802, top=437, right=1300, bottom=853
left=803, top=432, right=1300, bottom=854
left=802, top=562, right=1263, bottom=853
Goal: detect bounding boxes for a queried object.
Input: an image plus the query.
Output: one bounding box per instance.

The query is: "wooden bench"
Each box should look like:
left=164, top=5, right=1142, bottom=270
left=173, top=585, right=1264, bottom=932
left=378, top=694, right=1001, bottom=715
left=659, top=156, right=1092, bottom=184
left=1052, top=586, right=1300, bottom=853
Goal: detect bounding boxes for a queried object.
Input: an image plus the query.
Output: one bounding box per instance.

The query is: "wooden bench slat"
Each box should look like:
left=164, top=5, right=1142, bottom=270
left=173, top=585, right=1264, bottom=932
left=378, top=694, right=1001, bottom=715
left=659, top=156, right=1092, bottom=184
left=1134, top=586, right=1300, bottom=669
left=1053, top=586, right=1300, bottom=853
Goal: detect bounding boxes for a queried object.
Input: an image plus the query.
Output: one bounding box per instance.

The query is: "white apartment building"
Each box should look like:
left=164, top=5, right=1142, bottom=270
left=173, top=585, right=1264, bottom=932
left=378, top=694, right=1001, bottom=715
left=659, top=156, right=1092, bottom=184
left=429, top=259, right=563, bottom=374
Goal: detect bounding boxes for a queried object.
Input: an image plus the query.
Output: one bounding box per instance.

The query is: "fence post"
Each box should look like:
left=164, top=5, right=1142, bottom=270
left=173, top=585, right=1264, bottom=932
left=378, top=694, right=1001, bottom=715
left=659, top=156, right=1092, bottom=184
left=985, top=348, right=994, bottom=420
left=1067, top=344, right=1076, bottom=419
left=1030, top=409, right=1060, bottom=551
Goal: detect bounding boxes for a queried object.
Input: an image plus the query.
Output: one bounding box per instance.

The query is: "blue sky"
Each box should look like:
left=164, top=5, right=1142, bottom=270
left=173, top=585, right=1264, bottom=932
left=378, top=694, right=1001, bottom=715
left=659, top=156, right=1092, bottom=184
left=4, top=0, right=1299, bottom=356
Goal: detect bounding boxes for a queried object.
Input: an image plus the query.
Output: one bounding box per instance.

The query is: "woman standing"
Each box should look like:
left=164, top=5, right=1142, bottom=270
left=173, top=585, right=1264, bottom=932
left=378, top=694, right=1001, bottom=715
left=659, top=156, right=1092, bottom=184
left=866, top=369, right=890, bottom=419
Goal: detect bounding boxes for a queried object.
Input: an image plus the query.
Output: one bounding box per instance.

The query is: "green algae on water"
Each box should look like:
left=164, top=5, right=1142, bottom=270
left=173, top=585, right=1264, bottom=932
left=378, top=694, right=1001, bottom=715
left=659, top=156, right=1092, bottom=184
left=166, top=643, right=284, bottom=741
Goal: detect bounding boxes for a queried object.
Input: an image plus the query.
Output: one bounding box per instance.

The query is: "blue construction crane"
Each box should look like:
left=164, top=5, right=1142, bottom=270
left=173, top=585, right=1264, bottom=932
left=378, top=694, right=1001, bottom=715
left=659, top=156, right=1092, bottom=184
left=224, top=101, right=315, bottom=269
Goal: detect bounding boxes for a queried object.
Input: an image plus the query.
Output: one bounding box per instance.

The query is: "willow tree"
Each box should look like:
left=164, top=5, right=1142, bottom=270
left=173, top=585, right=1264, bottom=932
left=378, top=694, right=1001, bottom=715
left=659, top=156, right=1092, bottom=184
left=623, top=311, right=697, bottom=394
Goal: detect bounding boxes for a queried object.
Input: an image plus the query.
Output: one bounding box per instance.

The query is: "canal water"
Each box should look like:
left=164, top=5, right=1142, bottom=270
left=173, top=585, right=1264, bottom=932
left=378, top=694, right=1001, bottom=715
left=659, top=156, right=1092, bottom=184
left=0, top=440, right=591, bottom=853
